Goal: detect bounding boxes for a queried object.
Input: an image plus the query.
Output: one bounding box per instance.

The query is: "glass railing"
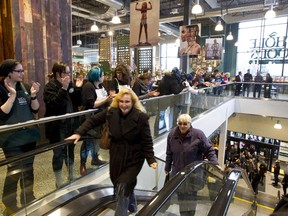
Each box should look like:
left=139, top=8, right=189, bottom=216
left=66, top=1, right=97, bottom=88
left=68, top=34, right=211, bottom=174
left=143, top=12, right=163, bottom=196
left=137, top=161, right=226, bottom=215
left=137, top=161, right=256, bottom=216
left=1, top=81, right=288, bottom=215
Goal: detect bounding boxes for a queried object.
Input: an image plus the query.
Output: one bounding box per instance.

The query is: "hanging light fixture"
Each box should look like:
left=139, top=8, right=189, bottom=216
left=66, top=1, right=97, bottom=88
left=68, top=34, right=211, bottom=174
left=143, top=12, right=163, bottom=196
left=274, top=120, right=282, bottom=129
left=226, top=24, right=233, bottom=40
left=76, top=39, right=82, bottom=45
left=108, top=30, right=113, bottom=36
left=215, top=18, right=223, bottom=31
left=191, top=0, right=203, bottom=15
left=76, top=15, right=82, bottom=46
left=110, top=11, right=121, bottom=24
left=226, top=32, right=233, bottom=40
left=90, top=22, right=99, bottom=32
left=265, top=5, right=276, bottom=19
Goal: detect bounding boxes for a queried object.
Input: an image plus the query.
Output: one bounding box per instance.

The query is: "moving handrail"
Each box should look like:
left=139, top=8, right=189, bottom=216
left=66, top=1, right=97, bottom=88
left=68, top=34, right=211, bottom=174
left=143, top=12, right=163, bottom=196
left=208, top=168, right=256, bottom=216
left=137, top=161, right=225, bottom=216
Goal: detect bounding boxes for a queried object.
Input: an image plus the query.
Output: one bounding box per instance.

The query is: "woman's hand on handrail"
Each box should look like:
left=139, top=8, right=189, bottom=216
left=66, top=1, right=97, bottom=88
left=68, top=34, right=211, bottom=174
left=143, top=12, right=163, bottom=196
left=65, top=134, right=81, bottom=144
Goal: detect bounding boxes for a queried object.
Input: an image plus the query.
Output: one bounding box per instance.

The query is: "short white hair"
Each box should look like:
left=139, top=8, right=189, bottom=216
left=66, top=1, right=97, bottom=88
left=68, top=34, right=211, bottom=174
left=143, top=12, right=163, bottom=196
left=177, top=114, right=192, bottom=124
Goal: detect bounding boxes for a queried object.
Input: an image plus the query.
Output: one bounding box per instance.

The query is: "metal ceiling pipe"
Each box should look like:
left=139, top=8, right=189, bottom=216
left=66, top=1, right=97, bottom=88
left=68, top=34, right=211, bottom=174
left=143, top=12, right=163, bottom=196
left=159, top=3, right=265, bottom=24
left=96, top=0, right=123, bottom=10
left=71, top=11, right=112, bottom=25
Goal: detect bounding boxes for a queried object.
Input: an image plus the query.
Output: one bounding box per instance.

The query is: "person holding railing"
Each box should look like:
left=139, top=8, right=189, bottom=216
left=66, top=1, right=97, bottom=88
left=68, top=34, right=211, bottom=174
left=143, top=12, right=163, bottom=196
left=66, top=88, right=157, bottom=216
left=43, top=61, right=83, bottom=188
left=165, top=114, right=218, bottom=216
left=79, top=66, right=111, bottom=175
left=0, top=59, right=41, bottom=215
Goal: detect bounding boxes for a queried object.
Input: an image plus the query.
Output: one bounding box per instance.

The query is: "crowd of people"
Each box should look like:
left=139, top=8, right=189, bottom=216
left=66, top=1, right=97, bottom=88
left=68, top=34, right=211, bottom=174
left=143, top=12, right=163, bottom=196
left=234, top=69, right=274, bottom=98
left=0, top=58, right=286, bottom=215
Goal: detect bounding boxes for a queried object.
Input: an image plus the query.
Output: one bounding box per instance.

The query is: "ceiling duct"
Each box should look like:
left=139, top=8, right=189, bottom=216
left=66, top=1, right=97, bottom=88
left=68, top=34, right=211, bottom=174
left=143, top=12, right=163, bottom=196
left=170, top=8, right=179, bottom=15
left=264, top=0, right=277, bottom=6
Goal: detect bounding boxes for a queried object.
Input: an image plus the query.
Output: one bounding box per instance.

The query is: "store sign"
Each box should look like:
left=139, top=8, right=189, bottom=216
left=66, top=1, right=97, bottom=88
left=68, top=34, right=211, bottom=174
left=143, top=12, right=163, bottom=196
left=249, top=32, right=288, bottom=62
left=279, top=141, right=288, bottom=162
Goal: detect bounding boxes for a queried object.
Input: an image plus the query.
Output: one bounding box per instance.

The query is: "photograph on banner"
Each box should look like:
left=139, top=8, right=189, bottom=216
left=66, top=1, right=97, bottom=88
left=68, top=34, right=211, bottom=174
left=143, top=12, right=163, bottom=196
left=130, top=0, right=160, bottom=47
left=179, top=24, right=201, bottom=56
left=205, top=38, right=223, bottom=60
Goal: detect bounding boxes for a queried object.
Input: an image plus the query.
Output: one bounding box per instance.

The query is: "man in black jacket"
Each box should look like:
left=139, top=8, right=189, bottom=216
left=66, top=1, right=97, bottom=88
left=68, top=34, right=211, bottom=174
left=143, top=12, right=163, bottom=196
left=243, top=69, right=253, bottom=97
left=234, top=71, right=242, bottom=96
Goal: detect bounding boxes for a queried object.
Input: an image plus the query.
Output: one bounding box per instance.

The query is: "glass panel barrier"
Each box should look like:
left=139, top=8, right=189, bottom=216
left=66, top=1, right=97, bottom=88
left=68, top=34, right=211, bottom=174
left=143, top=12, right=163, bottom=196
left=137, top=162, right=258, bottom=216
left=136, top=157, right=166, bottom=192
left=138, top=161, right=226, bottom=216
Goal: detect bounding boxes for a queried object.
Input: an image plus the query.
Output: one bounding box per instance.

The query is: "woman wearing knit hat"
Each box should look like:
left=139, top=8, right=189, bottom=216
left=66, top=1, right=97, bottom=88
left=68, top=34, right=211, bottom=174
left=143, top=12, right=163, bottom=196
left=0, top=59, right=41, bottom=214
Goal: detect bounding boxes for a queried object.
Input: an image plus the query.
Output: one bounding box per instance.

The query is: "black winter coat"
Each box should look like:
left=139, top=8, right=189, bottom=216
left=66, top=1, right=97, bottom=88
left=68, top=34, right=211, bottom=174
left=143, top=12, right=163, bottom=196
left=75, top=107, right=156, bottom=195
left=157, top=74, right=185, bottom=96
left=44, top=78, right=82, bottom=142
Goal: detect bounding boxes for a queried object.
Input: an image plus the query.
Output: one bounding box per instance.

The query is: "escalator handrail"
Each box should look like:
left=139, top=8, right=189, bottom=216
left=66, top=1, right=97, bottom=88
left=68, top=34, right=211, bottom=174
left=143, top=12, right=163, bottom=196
left=207, top=169, right=242, bottom=216
left=137, top=161, right=224, bottom=216
left=207, top=168, right=256, bottom=216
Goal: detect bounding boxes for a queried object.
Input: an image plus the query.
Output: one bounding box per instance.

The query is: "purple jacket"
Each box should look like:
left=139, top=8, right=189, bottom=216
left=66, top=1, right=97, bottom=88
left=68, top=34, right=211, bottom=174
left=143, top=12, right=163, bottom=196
left=165, top=126, right=218, bottom=176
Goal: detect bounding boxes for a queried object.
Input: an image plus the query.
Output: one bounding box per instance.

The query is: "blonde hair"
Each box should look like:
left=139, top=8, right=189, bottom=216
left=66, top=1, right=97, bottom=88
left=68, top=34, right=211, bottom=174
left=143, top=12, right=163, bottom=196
left=177, top=114, right=192, bottom=124
left=109, top=88, right=146, bottom=113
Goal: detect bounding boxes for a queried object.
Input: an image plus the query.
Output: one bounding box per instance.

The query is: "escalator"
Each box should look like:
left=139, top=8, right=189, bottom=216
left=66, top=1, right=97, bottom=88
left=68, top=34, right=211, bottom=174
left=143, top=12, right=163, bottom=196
left=14, top=161, right=269, bottom=216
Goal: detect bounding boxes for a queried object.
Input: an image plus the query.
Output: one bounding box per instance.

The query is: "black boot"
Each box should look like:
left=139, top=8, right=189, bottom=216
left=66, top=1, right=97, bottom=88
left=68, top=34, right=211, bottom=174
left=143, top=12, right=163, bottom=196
left=91, top=154, right=106, bottom=166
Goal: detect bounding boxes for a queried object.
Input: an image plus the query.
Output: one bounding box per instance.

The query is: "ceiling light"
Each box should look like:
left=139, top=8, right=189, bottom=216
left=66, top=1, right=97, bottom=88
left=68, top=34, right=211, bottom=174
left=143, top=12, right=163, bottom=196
left=215, top=19, right=223, bottom=31
left=170, top=8, right=179, bottom=15
left=234, top=41, right=239, bottom=46
left=226, top=32, right=233, bottom=40
left=274, top=120, right=282, bottom=129
left=91, top=22, right=99, bottom=32
left=76, top=39, right=82, bottom=45
left=110, top=11, right=121, bottom=24
left=191, top=0, right=203, bottom=15
left=108, top=30, right=113, bottom=36
left=265, top=5, right=276, bottom=19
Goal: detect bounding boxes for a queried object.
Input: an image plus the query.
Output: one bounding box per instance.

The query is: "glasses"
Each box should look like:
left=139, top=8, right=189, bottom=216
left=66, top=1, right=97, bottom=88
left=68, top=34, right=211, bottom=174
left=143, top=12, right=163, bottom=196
left=177, top=122, right=189, bottom=126
left=13, top=69, right=24, bottom=73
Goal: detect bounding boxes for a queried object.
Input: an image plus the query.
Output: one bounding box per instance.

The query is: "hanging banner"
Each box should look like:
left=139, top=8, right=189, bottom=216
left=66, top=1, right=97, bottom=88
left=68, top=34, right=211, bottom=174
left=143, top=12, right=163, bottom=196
left=179, top=24, right=201, bottom=56
left=130, top=0, right=160, bottom=47
left=205, top=38, right=223, bottom=60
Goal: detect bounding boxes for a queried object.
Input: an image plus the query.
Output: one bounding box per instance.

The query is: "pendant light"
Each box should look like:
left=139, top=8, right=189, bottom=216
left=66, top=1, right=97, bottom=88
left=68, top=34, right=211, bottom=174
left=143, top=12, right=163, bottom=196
left=110, top=11, right=121, bottom=24
left=226, top=25, right=233, bottom=40
left=191, top=0, right=203, bottom=15
left=90, top=22, right=99, bottom=32
left=215, top=18, right=223, bottom=31
left=265, top=5, right=276, bottom=19
left=274, top=120, right=282, bottom=129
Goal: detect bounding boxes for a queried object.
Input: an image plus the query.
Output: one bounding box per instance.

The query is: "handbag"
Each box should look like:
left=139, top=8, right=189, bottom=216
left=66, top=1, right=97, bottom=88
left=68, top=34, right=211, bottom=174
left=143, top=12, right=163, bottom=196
left=100, top=122, right=111, bottom=149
